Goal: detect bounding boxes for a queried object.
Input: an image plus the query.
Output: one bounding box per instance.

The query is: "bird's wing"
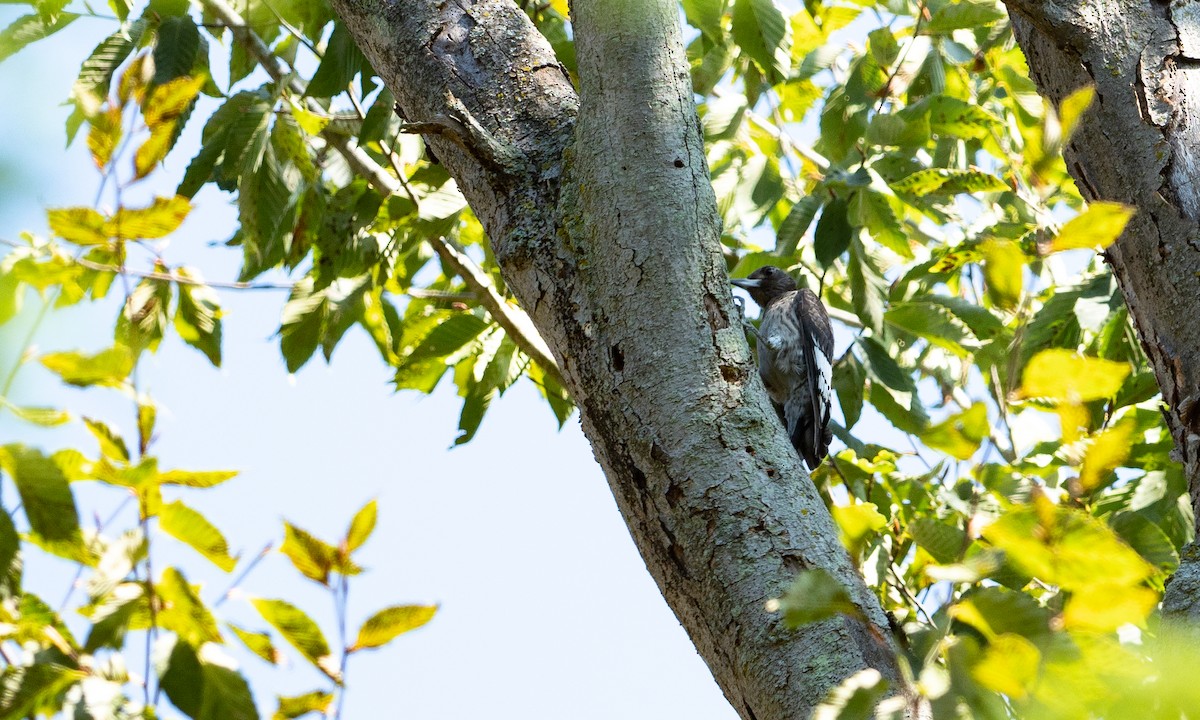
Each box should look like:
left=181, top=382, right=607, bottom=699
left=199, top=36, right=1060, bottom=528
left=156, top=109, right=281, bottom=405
left=794, top=288, right=834, bottom=462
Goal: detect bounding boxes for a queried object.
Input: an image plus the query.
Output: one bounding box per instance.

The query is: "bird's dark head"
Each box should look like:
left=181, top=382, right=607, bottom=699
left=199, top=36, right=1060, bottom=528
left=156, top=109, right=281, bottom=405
left=730, top=265, right=797, bottom=308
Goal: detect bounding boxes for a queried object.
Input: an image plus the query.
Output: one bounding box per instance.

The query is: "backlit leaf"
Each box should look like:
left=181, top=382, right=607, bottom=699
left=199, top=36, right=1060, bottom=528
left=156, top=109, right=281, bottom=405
left=274, top=691, right=333, bottom=719
left=972, top=633, right=1040, bottom=699
left=1044, top=202, right=1134, bottom=254
left=1018, top=349, right=1130, bottom=402
left=345, top=499, right=377, bottom=552
left=157, top=566, right=222, bottom=646
left=229, top=623, right=281, bottom=665
left=281, top=522, right=337, bottom=585
left=47, top=206, right=108, bottom=245
left=0, top=444, right=81, bottom=543
left=731, top=0, right=790, bottom=78
left=107, top=196, right=192, bottom=239
left=920, top=403, right=989, bottom=461
left=251, top=598, right=338, bottom=682
left=350, top=604, right=437, bottom=651
left=160, top=500, right=237, bottom=572
left=174, top=268, right=223, bottom=366
left=772, top=568, right=861, bottom=628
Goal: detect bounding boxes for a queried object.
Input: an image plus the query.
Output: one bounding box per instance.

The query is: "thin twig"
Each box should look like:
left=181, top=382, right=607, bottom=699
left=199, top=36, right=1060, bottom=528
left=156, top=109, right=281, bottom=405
left=215, top=542, right=274, bottom=608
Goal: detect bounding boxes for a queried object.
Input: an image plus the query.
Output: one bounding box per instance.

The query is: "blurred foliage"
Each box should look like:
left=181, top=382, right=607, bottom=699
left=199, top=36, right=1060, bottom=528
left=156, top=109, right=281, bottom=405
left=0, top=0, right=1191, bottom=716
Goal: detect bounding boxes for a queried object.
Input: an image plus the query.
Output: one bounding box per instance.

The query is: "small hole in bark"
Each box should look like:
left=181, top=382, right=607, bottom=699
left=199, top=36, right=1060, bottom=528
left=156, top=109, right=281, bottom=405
left=719, top=364, right=741, bottom=382
left=766, top=467, right=777, bottom=478
left=610, top=344, right=624, bottom=372
left=745, top=446, right=755, bottom=456
left=632, top=466, right=647, bottom=491
left=673, top=157, right=684, bottom=168
left=666, top=483, right=683, bottom=507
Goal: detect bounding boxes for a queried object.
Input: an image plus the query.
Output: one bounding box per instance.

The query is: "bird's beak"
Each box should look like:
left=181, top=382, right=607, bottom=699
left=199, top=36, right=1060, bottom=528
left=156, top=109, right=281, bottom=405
left=730, top=278, right=762, bottom=289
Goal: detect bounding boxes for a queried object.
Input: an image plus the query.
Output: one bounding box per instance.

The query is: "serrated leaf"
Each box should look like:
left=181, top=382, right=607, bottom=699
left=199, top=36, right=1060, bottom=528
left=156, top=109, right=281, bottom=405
left=927, top=95, right=1000, bottom=139
left=832, top=352, right=865, bottom=430
left=1045, top=201, right=1134, bottom=254
left=891, top=168, right=1007, bottom=196
left=1017, top=349, right=1130, bottom=402
left=281, top=523, right=337, bottom=585
left=0, top=444, right=81, bottom=543
left=73, top=22, right=144, bottom=114
left=229, top=622, right=280, bottom=665
left=306, top=23, right=366, bottom=97
left=157, top=566, right=222, bottom=646
left=1109, top=511, right=1179, bottom=573
left=152, top=15, right=199, bottom=84
left=0, top=12, right=77, bottom=63
left=175, top=268, right=223, bottom=367
left=885, top=301, right=977, bottom=355
left=350, top=604, right=436, bottom=651
left=160, top=501, right=237, bottom=572
left=144, top=74, right=206, bottom=128
left=280, top=279, right=326, bottom=373
left=0, top=663, right=85, bottom=718
left=87, top=105, right=123, bottom=169
left=108, top=195, right=191, bottom=239
left=408, top=313, right=490, bottom=360
left=134, top=123, right=175, bottom=178
left=251, top=598, right=338, bottom=682
left=847, top=237, right=885, bottom=333
left=775, top=194, right=820, bottom=256
left=345, top=499, right=377, bottom=552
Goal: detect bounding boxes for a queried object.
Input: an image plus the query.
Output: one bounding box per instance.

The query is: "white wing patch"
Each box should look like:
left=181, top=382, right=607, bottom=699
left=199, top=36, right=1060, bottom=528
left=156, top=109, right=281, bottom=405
left=814, top=344, right=833, bottom=418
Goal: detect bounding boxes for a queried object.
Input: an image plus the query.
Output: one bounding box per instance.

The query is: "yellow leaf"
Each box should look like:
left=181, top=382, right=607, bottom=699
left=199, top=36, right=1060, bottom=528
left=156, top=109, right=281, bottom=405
left=981, top=238, right=1025, bottom=309
left=972, top=633, right=1040, bottom=699
left=549, top=0, right=569, bottom=16
left=1018, top=349, right=1130, bottom=403
left=47, top=207, right=109, bottom=245
left=1056, top=402, right=1091, bottom=444
left=920, top=403, right=989, bottom=460
left=1079, top=420, right=1134, bottom=490
left=118, top=52, right=151, bottom=106
left=107, top=196, right=191, bottom=239
left=1058, top=85, right=1095, bottom=142
left=1063, top=584, right=1158, bottom=631
left=133, top=122, right=176, bottom=179
left=143, top=74, right=206, bottom=128
left=289, top=100, right=329, bottom=136
left=832, top=502, right=888, bottom=553
left=87, top=105, right=123, bottom=170
left=1045, top=201, right=1134, bottom=254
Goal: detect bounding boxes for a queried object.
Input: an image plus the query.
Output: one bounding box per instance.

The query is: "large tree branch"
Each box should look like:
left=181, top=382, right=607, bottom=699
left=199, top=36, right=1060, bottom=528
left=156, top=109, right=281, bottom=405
left=1001, top=0, right=1200, bottom=611
left=200, top=0, right=560, bottom=377
left=328, top=0, right=903, bottom=717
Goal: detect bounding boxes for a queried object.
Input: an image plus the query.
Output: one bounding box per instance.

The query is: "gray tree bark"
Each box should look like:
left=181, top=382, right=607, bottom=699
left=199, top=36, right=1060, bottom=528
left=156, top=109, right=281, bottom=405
left=1000, top=0, right=1200, bottom=614
left=326, top=0, right=900, bottom=717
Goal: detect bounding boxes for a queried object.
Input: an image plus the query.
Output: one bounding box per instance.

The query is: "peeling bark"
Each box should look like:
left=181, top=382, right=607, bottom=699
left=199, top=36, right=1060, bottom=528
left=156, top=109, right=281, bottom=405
left=1002, top=0, right=1200, bottom=612
left=328, top=0, right=900, bottom=716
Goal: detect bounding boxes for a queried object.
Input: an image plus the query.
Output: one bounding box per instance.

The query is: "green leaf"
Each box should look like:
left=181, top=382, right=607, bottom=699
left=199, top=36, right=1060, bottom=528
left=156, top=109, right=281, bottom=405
left=927, top=95, right=1000, bottom=139
left=814, top=197, right=852, bottom=268
left=885, top=301, right=977, bottom=355
left=0, top=444, right=81, bottom=543
left=775, top=194, right=821, bottom=256
left=152, top=15, right=199, bottom=84
left=1045, top=201, right=1134, bottom=254
left=910, top=518, right=967, bottom=564
left=858, top=337, right=914, bottom=393
left=280, top=279, right=326, bottom=373
left=175, top=268, right=223, bottom=367
left=345, top=499, right=377, bottom=552
left=159, top=637, right=262, bottom=720
left=925, top=0, right=1007, bottom=33
left=83, top=582, right=145, bottom=652
left=115, top=274, right=172, bottom=355
left=1109, top=511, right=1179, bottom=574
left=251, top=598, right=339, bottom=683
left=273, top=691, right=334, bottom=720
left=306, top=23, right=366, bottom=97
left=0, top=664, right=84, bottom=718
left=138, top=401, right=157, bottom=454
left=72, top=21, right=145, bottom=115
left=847, top=237, right=885, bottom=333
left=0, top=12, right=77, bottom=63
left=919, top=403, right=989, bottom=461
left=772, top=568, right=861, bottom=628
left=160, top=501, right=237, bottom=572
left=108, top=195, right=192, bottom=239
left=1017, top=349, right=1130, bottom=402
left=280, top=522, right=337, bottom=585
left=84, top=416, right=130, bottom=461
left=682, top=0, right=726, bottom=39
left=157, top=566, right=222, bottom=646
left=350, top=604, right=437, bottom=651
left=951, top=586, right=1051, bottom=639
left=229, top=622, right=280, bottom=665
left=0, top=508, right=19, bottom=586
left=831, top=502, right=887, bottom=554
left=731, top=0, right=789, bottom=78
left=408, top=313, right=491, bottom=360
left=832, top=352, right=865, bottom=430
left=891, top=168, right=1007, bottom=196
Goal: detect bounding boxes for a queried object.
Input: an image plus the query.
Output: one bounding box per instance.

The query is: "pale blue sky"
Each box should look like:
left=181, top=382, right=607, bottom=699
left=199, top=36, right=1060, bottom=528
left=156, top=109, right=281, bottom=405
left=0, top=13, right=739, bottom=719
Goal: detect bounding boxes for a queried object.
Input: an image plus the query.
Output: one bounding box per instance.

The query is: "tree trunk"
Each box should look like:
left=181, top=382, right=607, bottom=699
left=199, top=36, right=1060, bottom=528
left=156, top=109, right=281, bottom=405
left=327, top=0, right=900, bottom=716
left=1001, top=0, right=1200, bottom=612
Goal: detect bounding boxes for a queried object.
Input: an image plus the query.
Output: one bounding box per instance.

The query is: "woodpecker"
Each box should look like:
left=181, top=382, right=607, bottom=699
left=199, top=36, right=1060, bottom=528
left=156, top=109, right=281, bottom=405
left=731, top=266, right=835, bottom=469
